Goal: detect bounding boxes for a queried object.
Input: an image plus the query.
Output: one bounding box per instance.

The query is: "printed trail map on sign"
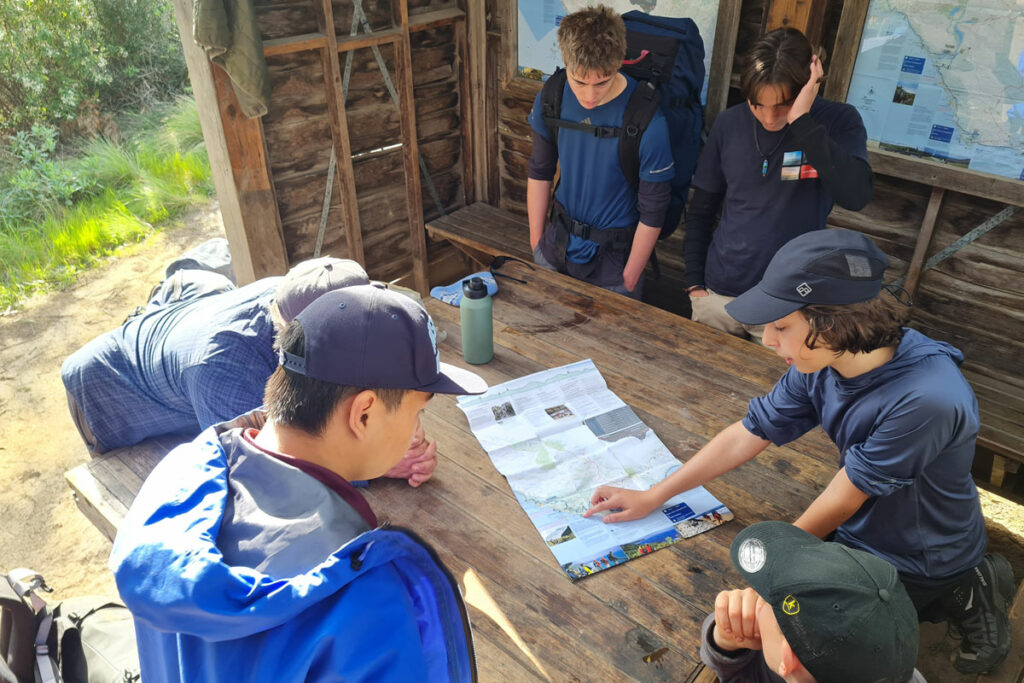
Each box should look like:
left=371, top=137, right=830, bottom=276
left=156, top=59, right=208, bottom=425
left=457, top=359, right=732, bottom=580
left=847, top=0, right=1024, bottom=180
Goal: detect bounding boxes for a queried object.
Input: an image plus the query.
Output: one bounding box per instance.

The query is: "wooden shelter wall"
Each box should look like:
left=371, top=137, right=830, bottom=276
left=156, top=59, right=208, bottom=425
left=249, top=0, right=467, bottom=281
left=832, top=190, right=1024, bottom=381
left=489, top=0, right=1022, bottom=378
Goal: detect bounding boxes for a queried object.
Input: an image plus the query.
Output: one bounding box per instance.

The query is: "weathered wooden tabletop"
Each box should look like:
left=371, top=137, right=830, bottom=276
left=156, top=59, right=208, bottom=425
left=67, top=263, right=847, bottom=681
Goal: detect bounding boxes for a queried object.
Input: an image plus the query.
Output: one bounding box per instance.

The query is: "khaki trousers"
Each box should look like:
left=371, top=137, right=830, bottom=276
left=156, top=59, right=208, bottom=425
left=690, top=287, right=767, bottom=343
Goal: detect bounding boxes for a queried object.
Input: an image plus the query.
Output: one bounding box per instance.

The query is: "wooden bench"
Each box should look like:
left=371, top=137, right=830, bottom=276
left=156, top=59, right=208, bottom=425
left=426, top=202, right=533, bottom=264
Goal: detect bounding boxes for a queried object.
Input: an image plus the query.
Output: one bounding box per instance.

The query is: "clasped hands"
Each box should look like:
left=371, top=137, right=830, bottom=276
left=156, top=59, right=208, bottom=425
left=382, top=419, right=438, bottom=487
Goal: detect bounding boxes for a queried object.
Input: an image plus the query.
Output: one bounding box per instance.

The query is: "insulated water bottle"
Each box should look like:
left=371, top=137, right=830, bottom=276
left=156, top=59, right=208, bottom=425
left=460, top=277, right=493, bottom=364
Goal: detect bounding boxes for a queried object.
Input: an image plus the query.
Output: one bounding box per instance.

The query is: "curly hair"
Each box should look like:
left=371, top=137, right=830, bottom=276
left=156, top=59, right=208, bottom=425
left=801, top=290, right=910, bottom=355
left=557, top=5, right=626, bottom=76
left=740, top=27, right=816, bottom=103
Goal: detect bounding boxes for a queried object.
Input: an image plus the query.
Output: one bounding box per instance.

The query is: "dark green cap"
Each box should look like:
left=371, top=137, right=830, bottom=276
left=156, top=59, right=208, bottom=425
left=731, top=522, right=919, bottom=683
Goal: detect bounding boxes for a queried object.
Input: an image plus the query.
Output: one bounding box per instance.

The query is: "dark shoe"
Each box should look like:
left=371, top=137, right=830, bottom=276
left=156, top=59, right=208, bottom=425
left=951, top=553, right=1014, bottom=674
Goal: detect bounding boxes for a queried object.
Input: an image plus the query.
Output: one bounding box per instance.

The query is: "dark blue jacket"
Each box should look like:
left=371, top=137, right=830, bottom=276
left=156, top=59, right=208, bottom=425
left=743, top=329, right=984, bottom=580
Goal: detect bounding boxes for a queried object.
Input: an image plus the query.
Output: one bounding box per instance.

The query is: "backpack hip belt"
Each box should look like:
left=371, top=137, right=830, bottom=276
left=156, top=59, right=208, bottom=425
left=546, top=201, right=632, bottom=279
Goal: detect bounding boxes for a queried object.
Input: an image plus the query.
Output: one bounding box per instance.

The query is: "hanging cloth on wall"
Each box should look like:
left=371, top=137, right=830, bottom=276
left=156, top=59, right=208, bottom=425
left=193, top=0, right=271, bottom=118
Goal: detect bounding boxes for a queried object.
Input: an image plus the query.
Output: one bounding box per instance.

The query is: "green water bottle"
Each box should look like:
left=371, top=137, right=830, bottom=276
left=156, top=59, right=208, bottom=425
left=460, top=277, right=493, bottom=364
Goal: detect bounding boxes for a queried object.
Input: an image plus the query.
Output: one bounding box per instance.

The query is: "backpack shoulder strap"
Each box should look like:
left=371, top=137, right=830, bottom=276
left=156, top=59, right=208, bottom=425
left=618, top=80, right=661, bottom=190
left=7, top=571, right=60, bottom=683
left=539, top=67, right=567, bottom=147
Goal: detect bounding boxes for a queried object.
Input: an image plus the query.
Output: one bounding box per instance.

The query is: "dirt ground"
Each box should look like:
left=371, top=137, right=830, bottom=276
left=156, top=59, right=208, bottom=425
left=0, top=202, right=225, bottom=600
left=0, top=202, right=1021, bottom=679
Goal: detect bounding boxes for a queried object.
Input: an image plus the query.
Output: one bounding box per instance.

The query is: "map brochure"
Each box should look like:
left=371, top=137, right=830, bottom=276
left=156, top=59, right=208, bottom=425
left=456, top=359, right=732, bottom=580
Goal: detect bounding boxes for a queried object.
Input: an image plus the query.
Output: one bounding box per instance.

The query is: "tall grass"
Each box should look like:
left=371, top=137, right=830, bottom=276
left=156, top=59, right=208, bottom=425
left=0, top=97, right=213, bottom=311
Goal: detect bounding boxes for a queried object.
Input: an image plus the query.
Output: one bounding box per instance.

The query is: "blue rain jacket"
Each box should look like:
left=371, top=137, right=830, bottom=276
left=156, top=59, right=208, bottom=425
left=110, top=425, right=476, bottom=682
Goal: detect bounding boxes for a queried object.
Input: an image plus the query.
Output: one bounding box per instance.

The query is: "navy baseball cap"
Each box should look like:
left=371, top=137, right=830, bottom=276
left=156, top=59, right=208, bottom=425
left=280, top=284, right=487, bottom=395
left=732, top=522, right=918, bottom=683
left=726, top=229, right=889, bottom=325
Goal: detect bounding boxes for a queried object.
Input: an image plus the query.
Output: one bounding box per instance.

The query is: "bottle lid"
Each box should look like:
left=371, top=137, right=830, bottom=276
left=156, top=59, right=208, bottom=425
left=462, top=277, right=488, bottom=300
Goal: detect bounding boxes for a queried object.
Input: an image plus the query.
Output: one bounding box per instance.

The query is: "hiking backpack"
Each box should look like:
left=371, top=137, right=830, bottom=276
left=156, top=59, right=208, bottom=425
left=539, top=10, right=705, bottom=240
left=0, top=569, right=140, bottom=683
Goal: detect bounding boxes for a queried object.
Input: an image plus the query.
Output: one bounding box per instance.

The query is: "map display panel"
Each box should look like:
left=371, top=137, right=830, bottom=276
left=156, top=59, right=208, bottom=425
left=847, top=0, right=1024, bottom=180
left=457, top=359, right=732, bottom=580
left=517, top=0, right=721, bottom=104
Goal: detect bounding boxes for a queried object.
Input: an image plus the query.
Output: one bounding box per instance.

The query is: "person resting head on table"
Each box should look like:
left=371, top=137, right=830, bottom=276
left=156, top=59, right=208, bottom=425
left=703, top=520, right=923, bottom=682
left=586, top=228, right=1014, bottom=675
left=110, top=284, right=487, bottom=682
left=61, top=255, right=438, bottom=486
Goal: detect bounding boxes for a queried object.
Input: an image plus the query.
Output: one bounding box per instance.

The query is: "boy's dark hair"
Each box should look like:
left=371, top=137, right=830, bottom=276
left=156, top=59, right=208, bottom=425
left=557, top=5, right=626, bottom=77
left=264, top=320, right=406, bottom=435
left=802, top=290, right=909, bottom=354
left=740, top=27, right=815, bottom=103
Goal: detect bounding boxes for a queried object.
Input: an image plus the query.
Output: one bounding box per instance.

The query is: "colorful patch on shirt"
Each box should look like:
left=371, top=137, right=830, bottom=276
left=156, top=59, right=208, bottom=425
left=780, top=165, right=801, bottom=181
left=780, top=150, right=817, bottom=181
left=782, top=150, right=804, bottom=166
left=799, top=164, right=819, bottom=179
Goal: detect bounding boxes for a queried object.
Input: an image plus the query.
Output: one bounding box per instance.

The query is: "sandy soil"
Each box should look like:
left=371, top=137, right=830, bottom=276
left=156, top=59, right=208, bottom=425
left=0, top=202, right=225, bottom=600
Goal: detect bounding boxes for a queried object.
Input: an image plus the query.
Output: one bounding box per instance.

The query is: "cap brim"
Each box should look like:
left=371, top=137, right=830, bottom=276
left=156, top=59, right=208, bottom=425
left=725, top=286, right=805, bottom=325
left=418, top=362, right=488, bottom=395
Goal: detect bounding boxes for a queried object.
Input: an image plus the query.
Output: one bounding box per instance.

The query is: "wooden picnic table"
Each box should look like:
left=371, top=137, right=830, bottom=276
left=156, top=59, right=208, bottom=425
left=67, top=262, right=849, bottom=682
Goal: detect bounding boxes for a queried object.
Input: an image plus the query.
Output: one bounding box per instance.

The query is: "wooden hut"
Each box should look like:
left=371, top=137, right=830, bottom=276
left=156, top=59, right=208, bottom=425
left=171, top=0, right=1023, bottom=487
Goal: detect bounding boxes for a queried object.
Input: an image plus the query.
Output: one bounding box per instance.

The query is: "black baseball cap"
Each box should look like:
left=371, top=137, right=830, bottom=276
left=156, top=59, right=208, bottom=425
left=280, top=284, right=487, bottom=395
left=731, top=522, right=918, bottom=683
left=726, top=229, right=889, bottom=325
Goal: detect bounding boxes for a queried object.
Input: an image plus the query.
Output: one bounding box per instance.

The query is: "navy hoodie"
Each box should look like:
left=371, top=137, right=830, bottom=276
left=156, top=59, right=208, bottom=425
left=743, top=328, right=984, bottom=580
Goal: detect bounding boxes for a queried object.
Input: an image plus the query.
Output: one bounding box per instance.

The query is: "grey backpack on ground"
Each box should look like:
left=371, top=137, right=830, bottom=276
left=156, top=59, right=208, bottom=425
left=0, top=569, right=139, bottom=683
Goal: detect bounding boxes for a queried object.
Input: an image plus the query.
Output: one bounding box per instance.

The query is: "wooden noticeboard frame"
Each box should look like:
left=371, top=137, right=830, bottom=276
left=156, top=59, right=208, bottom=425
left=500, top=0, right=744, bottom=129
left=824, top=0, right=1024, bottom=208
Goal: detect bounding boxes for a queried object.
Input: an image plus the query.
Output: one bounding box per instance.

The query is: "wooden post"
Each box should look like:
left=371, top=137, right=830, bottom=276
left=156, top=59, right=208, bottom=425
left=317, top=0, right=366, bottom=264
left=706, top=0, right=742, bottom=128
left=395, top=0, right=430, bottom=294
left=467, top=2, right=489, bottom=203
left=455, top=15, right=476, bottom=206
left=765, top=0, right=828, bottom=46
left=498, top=0, right=518, bottom=85
left=903, top=187, right=946, bottom=298
left=170, top=0, right=288, bottom=283
left=824, top=0, right=870, bottom=102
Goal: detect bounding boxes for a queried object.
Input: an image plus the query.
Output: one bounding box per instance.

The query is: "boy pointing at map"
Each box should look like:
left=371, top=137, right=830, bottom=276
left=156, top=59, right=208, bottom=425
left=586, top=229, right=1014, bottom=674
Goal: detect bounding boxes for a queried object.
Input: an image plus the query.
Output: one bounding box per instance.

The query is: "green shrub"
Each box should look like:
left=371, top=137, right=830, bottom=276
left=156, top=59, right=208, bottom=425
left=0, top=97, right=213, bottom=311
left=0, top=0, right=188, bottom=136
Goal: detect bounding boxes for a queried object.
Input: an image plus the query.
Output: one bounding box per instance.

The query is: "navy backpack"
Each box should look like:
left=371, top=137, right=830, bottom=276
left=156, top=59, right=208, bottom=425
left=540, top=11, right=706, bottom=241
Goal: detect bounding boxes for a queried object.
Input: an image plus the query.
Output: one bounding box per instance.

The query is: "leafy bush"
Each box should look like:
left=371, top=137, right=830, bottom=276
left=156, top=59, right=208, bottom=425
left=0, top=97, right=213, bottom=310
left=0, top=0, right=188, bottom=136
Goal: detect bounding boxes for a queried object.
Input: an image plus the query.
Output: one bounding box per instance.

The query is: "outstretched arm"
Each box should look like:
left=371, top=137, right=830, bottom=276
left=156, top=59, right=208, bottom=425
left=585, top=421, right=771, bottom=523
left=793, top=466, right=869, bottom=538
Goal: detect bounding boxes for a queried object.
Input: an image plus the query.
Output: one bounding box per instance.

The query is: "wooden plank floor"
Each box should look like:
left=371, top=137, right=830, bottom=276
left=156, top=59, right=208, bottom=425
left=65, top=264, right=1008, bottom=681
